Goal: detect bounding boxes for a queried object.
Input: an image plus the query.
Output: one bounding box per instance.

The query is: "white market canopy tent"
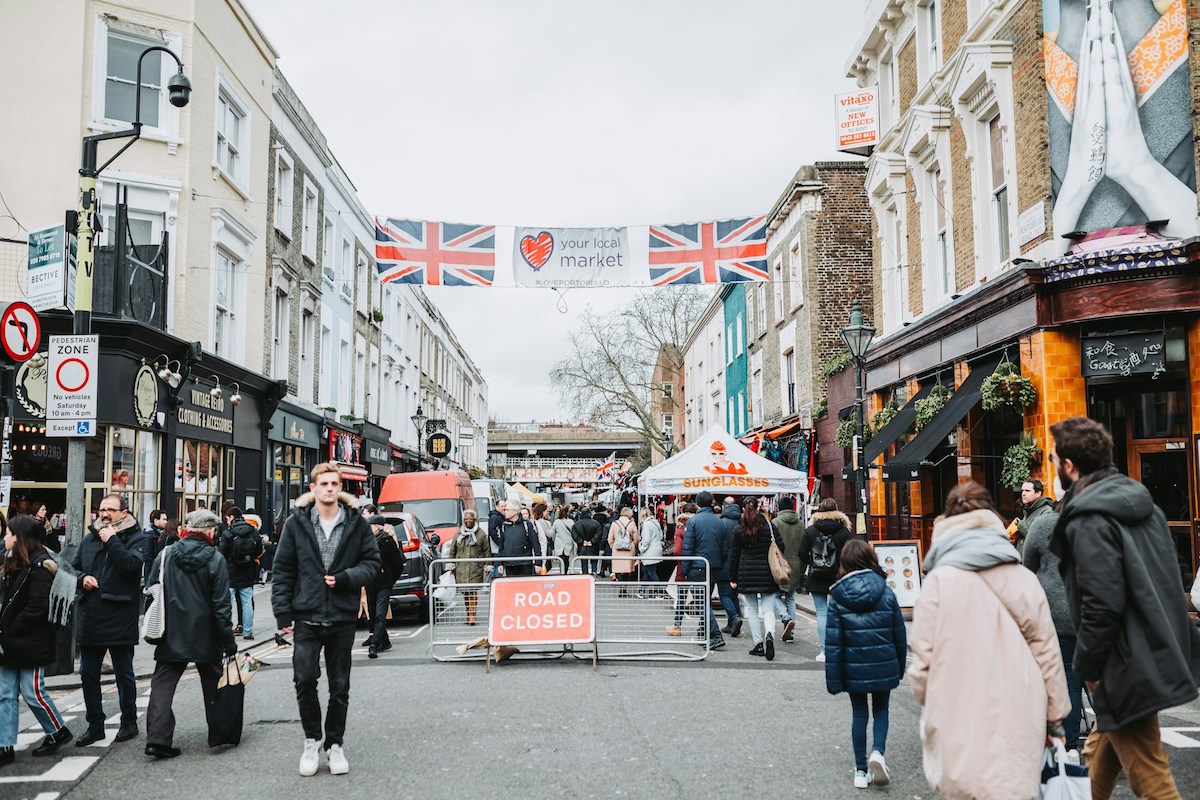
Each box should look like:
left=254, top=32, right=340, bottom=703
left=637, top=425, right=806, bottom=496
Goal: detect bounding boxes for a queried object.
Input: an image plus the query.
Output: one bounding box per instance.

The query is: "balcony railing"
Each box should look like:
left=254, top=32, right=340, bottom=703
left=94, top=201, right=169, bottom=331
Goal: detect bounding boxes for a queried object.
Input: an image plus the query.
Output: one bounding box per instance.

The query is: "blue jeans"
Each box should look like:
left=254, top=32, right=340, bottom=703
left=717, top=580, right=739, bottom=623
left=230, top=586, right=254, bottom=636
left=849, top=691, right=890, bottom=770
left=0, top=666, right=68, bottom=746
left=813, top=592, right=829, bottom=652
left=1059, top=635, right=1084, bottom=749
left=775, top=590, right=795, bottom=622
left=79, top=645, right=137, bottom=730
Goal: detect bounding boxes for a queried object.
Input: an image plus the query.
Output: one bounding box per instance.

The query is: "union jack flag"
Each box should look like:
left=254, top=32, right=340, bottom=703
left=594, top=451, right=615, bottom=479
left=647, top=215, right=768, bottom=286
left=375, top=218, right=496, bottom=287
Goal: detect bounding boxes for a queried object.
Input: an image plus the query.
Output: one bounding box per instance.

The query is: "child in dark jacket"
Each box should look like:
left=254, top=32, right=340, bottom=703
left=825, top=539, right=907, bottom=790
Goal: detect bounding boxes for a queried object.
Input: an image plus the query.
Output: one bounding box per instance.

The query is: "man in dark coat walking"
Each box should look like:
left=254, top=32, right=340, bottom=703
left=143, top=509, right=238, bottom=758
left=71, top=493, right=149, bottom=746
left=571, top=509, right=602, bottom=575
left=716, top=498, right=743, bottom=637
left=1050, top=416, right=1200, bottom=799
left=219, top=509, right=264, bottom=640
left=799, top=498, right=854, bottom=662
left=678, top=491, right=728, bottom=649
left=273, top=463, right=380, bottom=777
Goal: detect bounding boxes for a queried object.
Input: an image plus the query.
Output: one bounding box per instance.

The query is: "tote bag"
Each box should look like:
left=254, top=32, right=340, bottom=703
left=209, top=656, right=245, bottom=747
left=767, top=523, right=791, bottom=585
left=141, top=547, right=171, bottom=644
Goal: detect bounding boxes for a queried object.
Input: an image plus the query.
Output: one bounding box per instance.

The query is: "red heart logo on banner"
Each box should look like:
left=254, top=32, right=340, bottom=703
left=520, top=231, right=554, bottom=270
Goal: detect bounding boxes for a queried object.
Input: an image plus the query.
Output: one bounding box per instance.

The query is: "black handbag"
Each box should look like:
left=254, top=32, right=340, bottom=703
left=208, top=657, right=245, bottom=747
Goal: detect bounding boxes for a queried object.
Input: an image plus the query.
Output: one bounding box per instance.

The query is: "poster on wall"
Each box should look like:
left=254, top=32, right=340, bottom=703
left=875, top=540, right=923, bottom=609
left=1044, top=0, right=1197, bottom=244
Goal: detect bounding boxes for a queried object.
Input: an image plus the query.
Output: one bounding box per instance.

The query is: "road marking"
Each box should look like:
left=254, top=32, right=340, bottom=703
left=0, top=757, right=97, bottom=783
left=403, top=624, right=429, bottom=638
left=1161, top=727, right=1200, bottom=748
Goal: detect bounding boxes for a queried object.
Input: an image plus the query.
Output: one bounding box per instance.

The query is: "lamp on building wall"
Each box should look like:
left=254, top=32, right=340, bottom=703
left=839, top=299, right=876, bottom=535
left=208, top=376, right=223, bottom=399
left=153, top=358, right=183, bottom=388
left=228, top=382, right=242, bottom=406
left=411, top=405, right=427, bottom=470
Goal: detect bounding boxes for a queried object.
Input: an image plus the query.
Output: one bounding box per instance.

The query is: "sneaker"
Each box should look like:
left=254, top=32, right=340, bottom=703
left=868, top=750, right=889, bottom=787
left=328, top=744, right=349, bottom=775
left=764, top=632, right=775, bottom=661
left=749, top=643, right=765, bottom=656
left=243, top=634, right=254, bottom=641
left=782, top=619, right=795, bottom=642
left=854, top=769, right=870, bottom=789
left=298, top=738, right=320, bottom=777
left=815, top=650, right=826, bottom=662
left=709, top=637, right=726, bottom=650
left=665, top=625, right=682, bottom=636
left=1065, top=748, right=1080, bottom=765
left=730, top=617, right=743, bottom=638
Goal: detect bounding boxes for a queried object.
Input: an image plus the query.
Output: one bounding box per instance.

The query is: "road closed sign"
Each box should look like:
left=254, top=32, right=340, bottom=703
left=46, top=334, right=98, bottom=437
left=488, top=574, right=595, bottom=646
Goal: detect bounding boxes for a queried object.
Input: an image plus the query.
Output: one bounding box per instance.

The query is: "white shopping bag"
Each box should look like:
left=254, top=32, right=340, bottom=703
left=1040, top=740, right=1090, bottom=800
left=432, top=570, right=458, bottom=610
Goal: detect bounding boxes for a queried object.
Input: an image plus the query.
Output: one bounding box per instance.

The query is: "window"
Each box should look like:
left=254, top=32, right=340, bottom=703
left=735, top=313, right=743, bottom=356
left=662, top=413, right=673, bottom=437
left=746, top=289, right=756, bottom=338
left=301, top=180, right=318, bottom=259
left=790, top=243, right=803, bottom=310
left=356, top=252, right=369, bottom=316
left=273, top=151, right=293, bottom=238
left=95, top=26, right=183, bottom=139
left=213, top=251, right=237, bottom=359
left=214, top=79, right=250, bottom=189
left=880, top=53, right=900, bottom=128
left=322, top=217, right=336, bottom=283
left=211, top=210, right=253, bottom=365
left=319, top=325, right=332, bottom=407
left=300, top=310, right=314, bottom=403
left=339, top=339, right=350, bottom=411
left=933, top=170, right=952, bottom=298
left=355, top=346, right=365, bottom=417
left=988, top=116, right=1010, bottom=265
left=272, top=290, right=290, bottom=381
left=757, top=284, right=767, bottom=331
left=726, top=323, right=734, bottom=365
left=773, top=259, right=784, bottom=321
left=785, top=350, right=796, bottom=416
left=924, top=1, right=942, bottom=73
left=737, top=391, right=746, bottom=435
left=340, top=238, right=353, bottom=299
left=176, top=439, right=224, bottom=519
left=881, top=203, right=909, bottom=331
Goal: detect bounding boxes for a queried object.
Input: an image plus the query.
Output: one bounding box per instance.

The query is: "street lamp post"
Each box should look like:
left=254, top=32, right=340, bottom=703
left=661, top=428, right=675, bottom=459
left=65, top=46, right=190, bottom=554
left=410, top=405, right=427, bottom=471
left=839, top=299, right=876, bottom=536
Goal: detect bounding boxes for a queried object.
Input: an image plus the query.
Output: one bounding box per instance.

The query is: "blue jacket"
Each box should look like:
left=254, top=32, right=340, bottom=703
left=682, top=507, right=728, bottom=581
left=825, top=569, right=907, bottom=695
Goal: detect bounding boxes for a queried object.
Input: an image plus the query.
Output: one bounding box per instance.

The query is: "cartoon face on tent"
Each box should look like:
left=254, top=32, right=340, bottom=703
left=703, top=440, right=747, bottom=475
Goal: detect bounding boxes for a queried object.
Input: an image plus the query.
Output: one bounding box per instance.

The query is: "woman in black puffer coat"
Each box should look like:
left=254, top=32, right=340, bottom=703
left=824, top=539, right=907, bottom=789
left=1, top=514, right=74, bottom=766
left=729, top=501, right=785, bottom=661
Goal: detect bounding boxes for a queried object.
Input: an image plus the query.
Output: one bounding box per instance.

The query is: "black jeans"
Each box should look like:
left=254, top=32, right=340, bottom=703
left=366, top=587, right=391, bottom=647
left=292, top=621, right=356, bottom=748
left=146, top=660, right=220, bottom=747
left=79, top=645, right=137, bottom=729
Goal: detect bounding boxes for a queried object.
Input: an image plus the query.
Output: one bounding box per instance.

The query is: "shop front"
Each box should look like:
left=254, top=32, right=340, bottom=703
left=327, top=424, right=368, bottom=496
left=357, top=420, right=393, bottom=500
left=267, top=402, right=323, bottom=533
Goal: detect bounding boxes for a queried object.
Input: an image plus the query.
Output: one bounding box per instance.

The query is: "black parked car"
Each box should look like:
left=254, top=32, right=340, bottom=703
left=385, top=512, right=440, bottom=617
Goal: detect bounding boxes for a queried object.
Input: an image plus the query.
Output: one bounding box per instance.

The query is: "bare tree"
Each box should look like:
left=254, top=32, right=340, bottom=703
left=551, top=288, right=710, bottom=453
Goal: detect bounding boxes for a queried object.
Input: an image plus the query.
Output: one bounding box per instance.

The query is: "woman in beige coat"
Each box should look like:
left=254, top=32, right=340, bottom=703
left=909, top=482, right=1070, bottom=800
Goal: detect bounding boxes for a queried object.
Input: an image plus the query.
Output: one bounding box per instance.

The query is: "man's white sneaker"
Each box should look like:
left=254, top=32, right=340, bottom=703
left=298, top=739, right=320, bottom=777
left=1065, top=748, right=1080, bottom=765
left=853, top=769, right=870, bottom=789
left=815, top=651, right=826, bottom=662
left=328, top=743, right=349, bottom=775
left=868, top=750, right=890, bottom=786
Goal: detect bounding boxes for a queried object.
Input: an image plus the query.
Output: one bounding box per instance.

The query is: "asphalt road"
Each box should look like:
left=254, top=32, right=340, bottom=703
left=5, top=590, right=1200, bottom=800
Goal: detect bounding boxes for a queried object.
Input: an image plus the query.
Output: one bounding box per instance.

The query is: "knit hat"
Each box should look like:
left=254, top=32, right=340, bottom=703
left=185, top=508, right=221, bottom=530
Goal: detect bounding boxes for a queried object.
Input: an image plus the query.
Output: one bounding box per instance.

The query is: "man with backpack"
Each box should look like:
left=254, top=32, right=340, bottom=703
left=219, top=507, right=265, bottom=641
left=798, top=498, right=854, bottom=662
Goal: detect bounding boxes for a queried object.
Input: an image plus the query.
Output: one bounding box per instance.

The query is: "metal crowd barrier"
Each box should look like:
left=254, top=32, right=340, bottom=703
left=428, top=555, right=567, bottom=661
left=426, top=555, right=713, bottom=663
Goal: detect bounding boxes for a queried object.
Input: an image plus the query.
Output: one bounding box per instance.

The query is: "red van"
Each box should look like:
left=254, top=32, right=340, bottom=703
left=377, top=470, right=477, bottom=555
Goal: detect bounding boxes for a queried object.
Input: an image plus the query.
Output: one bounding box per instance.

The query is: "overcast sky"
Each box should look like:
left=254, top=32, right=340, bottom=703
left=242, top=0, right=866, bottom=423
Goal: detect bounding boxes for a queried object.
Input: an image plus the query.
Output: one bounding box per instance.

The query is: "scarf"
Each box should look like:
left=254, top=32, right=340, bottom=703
left=925, top=509, right=1020, bottom=573
left=458, top=524, right=479, bottom=546
left=45, top=550, right=78, bottom=627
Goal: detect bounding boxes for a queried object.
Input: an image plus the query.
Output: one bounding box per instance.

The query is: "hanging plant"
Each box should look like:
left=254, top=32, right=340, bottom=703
left=870, top=399, right=900, bottom=436
left=835, top=413, right=871, bottom=449
left=981, top=362, right=1038, bottom=413
left=1001, top=433, right=1042, bottom=489
left=822, top=349, right=852, bottom=379
left=914, top=384, right=951, bottom=431
left=815, top=397, right=828, bottom=419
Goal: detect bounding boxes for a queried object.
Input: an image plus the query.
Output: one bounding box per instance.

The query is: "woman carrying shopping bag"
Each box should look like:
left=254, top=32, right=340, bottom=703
left=143, top=509, right=238, bottom=759
left=0, top=514, right=75, bottom=768
left=824, top=539, right=907, bottom=789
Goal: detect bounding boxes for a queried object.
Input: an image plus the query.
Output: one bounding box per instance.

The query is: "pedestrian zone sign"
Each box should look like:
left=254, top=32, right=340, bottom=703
left=46, top=334, right=98, bottom=438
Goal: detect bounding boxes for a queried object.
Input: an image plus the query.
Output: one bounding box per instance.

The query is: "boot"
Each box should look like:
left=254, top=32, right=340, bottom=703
left=0, top=747, right=13, bottom=768
left=32, top=727, right=74, bottom=756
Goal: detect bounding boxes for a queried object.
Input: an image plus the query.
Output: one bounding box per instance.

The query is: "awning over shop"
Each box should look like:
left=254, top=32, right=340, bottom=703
left=863, top=382, right=935, bottom=466
left=334, top=462, right=369, bottom=482
left=882, top=354, right=1003, bottom=482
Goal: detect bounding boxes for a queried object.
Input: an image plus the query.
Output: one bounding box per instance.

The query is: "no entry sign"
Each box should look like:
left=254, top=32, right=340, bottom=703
left=488, top=574, right=595, bottom=646
left=0, top=302, right=41, bottom=362
left=46, top=334, right=98, bottom=438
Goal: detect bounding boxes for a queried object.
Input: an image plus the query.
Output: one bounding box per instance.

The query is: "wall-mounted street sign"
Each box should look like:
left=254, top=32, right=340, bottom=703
left=1, top=302, right=41, bottom=362
left=427, top=432, right=452, bottom=457
left=26, top=223, right=68, bottom=312
left=46, top=334, right=98, bottom=438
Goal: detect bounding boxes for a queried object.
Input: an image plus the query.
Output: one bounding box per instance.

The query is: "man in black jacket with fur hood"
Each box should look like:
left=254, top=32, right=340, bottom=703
left=272, top=462, right=380, bottom=778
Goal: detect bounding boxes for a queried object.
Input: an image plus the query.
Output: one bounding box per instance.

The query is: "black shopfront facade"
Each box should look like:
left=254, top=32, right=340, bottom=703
left=266, top=401, right=323, bottom=531
left=6, top=311, right=279, bottom=528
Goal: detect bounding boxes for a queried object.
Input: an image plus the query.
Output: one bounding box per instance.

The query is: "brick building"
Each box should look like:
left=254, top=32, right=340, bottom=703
left=847, top=0, right=1200, bottom=586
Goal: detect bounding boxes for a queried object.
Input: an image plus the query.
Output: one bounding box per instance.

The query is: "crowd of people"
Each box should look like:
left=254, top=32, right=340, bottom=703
left=2, top=416, right=1200, bottom=796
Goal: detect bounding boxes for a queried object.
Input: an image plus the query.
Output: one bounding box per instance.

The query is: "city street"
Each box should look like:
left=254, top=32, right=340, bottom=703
left=3, top=586, right=1198, bottom=799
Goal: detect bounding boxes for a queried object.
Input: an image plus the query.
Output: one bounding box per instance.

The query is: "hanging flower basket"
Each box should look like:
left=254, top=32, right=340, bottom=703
left=981, top=362, right=1037, bottom=413
left=914, top=384, right=951, bottom=431
left=870, top=399, right=900, bottom=437
left=835, top=414, right=870, bottom=449
left=1001, top=433, right=1042, bottom=489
